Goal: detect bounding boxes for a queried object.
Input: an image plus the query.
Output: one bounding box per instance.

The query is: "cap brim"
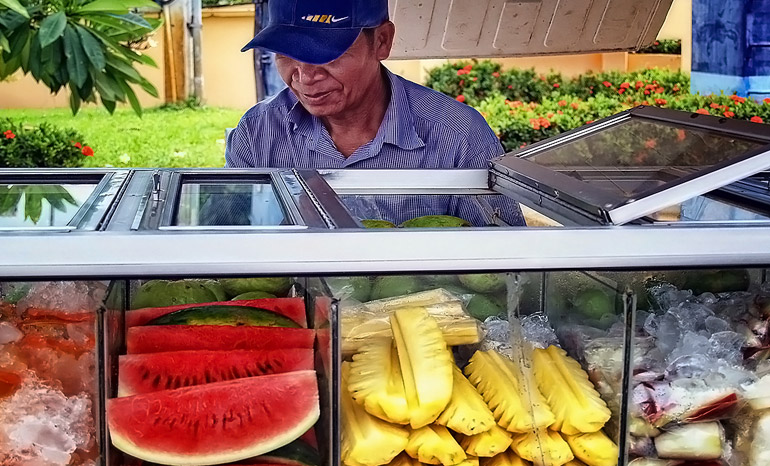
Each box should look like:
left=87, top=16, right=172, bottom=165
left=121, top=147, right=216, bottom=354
left=241, top=24, right=362, bottom=65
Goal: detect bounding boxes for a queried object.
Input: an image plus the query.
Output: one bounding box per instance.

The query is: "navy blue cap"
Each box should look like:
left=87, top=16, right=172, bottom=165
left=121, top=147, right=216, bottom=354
left=241, top=0, right=389, bottom=65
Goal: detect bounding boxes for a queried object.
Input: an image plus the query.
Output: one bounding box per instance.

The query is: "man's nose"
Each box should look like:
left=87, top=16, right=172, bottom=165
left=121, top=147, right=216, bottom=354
left=294, top=62, right=325, bottom=84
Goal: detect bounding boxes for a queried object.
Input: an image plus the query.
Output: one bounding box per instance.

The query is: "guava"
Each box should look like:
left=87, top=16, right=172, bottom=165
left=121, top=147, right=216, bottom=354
left=131, top=280, right=220, bottom=310
left=466, top=294, right=505, bottom=321
left=361, top=219, right=396, bottom=228
left=370, top=276, right=424, bottom=301
left=571, top=288, right=614, bottom=321
left=459, top=273, right=506, bottom=294
left=325, top=277, right=372, bottom=302
left=231, top=291, right=277, bottom=300
left=219, top=277, right=292, bottom=298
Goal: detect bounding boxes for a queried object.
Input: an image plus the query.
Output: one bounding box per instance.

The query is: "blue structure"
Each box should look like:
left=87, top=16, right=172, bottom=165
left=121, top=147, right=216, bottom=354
left=692, top=0, right=770, bottom=100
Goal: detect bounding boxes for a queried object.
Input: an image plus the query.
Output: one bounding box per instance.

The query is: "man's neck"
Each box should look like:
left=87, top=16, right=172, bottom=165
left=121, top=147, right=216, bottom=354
left=320, top=69, right=391, bottom=158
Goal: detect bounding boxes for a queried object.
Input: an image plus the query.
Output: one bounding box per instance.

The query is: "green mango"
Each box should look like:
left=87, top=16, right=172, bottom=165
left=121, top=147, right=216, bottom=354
left=326, top=277, right=372, bottom=302
left=420, top=274, right=461, bottom=287
left=131, top=280, right=220, bottom=310
left=197, top=279, right=227, bottom=302
left=219, top=277, right=292, bottom=298
left=399, top=215, right=471, bottom=228
left=231, top=291, right=277, bottom=301
left=361, top=219, right=396, bottom=228
left=370, top=276, right=424, bottom=301
left=466, top=294, right=505, bottom=321
left=682, top=269, right=751, bottom=295
left=459, top=273, right=506, bottom=294
left=572, top=288, right=614, bottom=321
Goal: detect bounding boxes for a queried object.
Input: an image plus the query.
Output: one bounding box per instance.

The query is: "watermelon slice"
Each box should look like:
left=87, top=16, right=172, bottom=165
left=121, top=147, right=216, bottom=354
left=126, top=298, right=307, bottom=328
left=126, top=326, right=315, bottom=354
left=118, top=349, right=314, bottom=396
left=107, top=371, right=320, bottom=465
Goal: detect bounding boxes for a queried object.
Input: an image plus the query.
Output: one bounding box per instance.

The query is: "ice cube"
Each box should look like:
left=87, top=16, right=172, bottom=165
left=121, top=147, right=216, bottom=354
left=705, top=316, right=732, bottom=334
left=520, top=313, right=559, bottom=349
left=708, top=331, right=746, bottom=365
left=16, top=281, right=107, bottom=315
left=671, top=302, right=715, bottom=333
left=482, top=316, right=510, bottom=342
left=665, top=354, right=711, bottom=379
left=667, top=331, right=711, bottom=365
left=0, top=321, right=22, bottom=344
left=648, top=283, right=693, bottom=311
left=654, top=312, right=682, bottom=355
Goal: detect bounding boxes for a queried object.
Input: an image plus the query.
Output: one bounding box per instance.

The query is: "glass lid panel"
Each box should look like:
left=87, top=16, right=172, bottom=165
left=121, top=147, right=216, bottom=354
left=649, top=194, right=770, bottom=223
left=0, top=183, right=96, bottom=228
left=527, top=119, right=764, bottom=199
left=340, top=194, right=522, bottom=227
left=174, top=181, right=287, bottom=226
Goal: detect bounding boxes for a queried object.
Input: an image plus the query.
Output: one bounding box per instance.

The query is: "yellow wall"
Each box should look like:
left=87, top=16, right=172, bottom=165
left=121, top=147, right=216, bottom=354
left=0, top=0, right=691, bottom=110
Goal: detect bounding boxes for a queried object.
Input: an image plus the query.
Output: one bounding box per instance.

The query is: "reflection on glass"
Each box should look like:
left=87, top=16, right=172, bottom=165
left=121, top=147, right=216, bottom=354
left=650, top=195, right=770, bottom=222
left=0, top=184, right=93, bottom=228
left=528, top=119, right=764, bottom=199
left=340, top=194, right=525, bottom=227
left=175, top=182, right=286, bottom=226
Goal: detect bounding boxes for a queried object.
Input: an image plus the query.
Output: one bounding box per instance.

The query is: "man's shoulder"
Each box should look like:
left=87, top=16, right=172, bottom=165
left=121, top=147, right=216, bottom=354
left=239, top=88, right=295, bottom=125
left=395, top=75, right=489, bottom=131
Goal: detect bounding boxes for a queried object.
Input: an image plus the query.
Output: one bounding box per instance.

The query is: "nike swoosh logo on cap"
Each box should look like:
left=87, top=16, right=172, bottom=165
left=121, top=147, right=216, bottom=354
left=330, top=16, right=349, bottom=22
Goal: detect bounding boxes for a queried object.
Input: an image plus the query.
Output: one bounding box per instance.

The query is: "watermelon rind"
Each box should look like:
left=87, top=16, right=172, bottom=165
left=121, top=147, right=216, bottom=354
left=256, top=439, right=320, bottom=466
left=108, top=372, right=320, bottom=466
left=146, top=305, right=300, bottom=328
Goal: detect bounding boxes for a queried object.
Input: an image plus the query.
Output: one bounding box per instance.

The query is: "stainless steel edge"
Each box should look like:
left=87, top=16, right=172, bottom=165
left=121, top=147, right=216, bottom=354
left=318, top=169, right=493, bottom=194
left=74, top=171, right=131, bottom=230
left=281, top=170, right=332, bottom=228
left=610, top=148, right=770, bottom=224
left=1, top=227, right=770, bottom=278
left=294, top=170, right=360, bottom=229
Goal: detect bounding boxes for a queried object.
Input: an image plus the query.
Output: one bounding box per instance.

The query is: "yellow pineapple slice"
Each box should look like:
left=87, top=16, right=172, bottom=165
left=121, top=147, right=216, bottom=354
left=436, top=366, right=496, bottom=435
left=532, top=346, right=611, bottom=435
left=391, top=307, right=454, bottom=428
left=480, top=451, right=531, bottom=466
left=464, top=350, right=554, bottom=433
left=406, top=424, right=467, bottom=466
left=349, top=339, right=410, bottom=424
left=454, top=456, right=480, bottom=466
left=460, top=424, right=513, bottom=457
left=563, top=431, right=618, bottom=466
left=387, top=453, right=424, bottom=466
left=342, top=362, right=409, bottom=466
left=511, top=430, right=574, bottom=466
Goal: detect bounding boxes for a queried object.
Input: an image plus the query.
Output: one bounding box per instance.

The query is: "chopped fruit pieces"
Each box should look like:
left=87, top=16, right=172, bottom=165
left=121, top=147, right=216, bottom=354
left=435, top=366, right=495, bottom=435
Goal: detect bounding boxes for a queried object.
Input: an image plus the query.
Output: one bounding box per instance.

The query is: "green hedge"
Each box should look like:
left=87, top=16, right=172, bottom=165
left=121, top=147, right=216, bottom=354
left=0, top=119, right=90, bottom=168
left=426, top=60, right=770, bottom=151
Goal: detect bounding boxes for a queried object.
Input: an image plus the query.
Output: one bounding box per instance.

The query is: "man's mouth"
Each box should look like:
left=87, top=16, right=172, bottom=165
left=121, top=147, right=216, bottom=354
left=301, top=90, right=333, bottom=103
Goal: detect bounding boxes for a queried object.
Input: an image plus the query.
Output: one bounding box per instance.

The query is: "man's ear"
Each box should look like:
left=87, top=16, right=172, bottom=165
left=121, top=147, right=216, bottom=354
left=375, top=21, right=396, bottom=61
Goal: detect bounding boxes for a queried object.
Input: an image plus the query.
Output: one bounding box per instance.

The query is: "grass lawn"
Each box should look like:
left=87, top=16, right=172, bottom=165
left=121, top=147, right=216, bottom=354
left=2, top=106, right=245, bottom=168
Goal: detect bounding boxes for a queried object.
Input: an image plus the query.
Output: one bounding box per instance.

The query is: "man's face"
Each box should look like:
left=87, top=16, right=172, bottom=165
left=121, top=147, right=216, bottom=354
left=275, top=23, right=395, bottom=119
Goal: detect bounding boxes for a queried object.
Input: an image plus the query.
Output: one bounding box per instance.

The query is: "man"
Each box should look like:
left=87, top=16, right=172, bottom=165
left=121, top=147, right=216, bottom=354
left=226, top=0, right=524, bottom=225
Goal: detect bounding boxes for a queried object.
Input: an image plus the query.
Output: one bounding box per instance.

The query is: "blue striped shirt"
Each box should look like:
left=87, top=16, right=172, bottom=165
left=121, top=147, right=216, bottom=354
left=225, top=67, right=524, bottom=226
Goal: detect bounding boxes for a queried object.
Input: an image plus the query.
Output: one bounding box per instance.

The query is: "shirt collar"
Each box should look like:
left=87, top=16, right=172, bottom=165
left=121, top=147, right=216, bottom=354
left=284, top=67, right=425, bottom=152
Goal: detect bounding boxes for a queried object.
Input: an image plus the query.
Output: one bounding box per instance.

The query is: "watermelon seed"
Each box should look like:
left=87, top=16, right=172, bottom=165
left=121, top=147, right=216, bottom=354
left=152, top=374, right=161, bottom=388
left=141, top=369, right=150, bottom=380
left=204, top=370, right=212, bottom=384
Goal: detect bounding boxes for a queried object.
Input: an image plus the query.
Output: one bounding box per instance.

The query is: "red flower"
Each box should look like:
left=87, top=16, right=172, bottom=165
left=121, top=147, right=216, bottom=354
left=654, top=41, right=660, bottom=45
left=74, top=142, right=82, bottom=148
left=492, top=71, right=500, bottom=78
left=530, top=119, right=541, bottom=130
left=635, top=81, right=644, bottom=89
left=643, top=101, right=650, bottom=105
left=751, top=116, right=764, bottom=123
left=673, top=85, right=680, bottom=92
left=764, top=98, right=770, bottom=105
left=82, top=146, right=94, bottom=156
left=723, top=111, right=735, bottom=118
left=558, top=100, right=567, bottom=107
left=655, top=87, right=665, bottom=93
left=3, top=130, right=15, bottom=139
left=547, top=112, right=554, bottom=118
left=507, top=85, right=513, bottom=89
left=538, top=117, right=551, bottom=129
left=696, top=108, right=710, bottom=115
left=472, top=77, right=478, bottom=81
left=644, top=90, right=650, bottom=95
left=520, top=143, right=527, bottom=148
left=709, top=103, right=721, bottom=109
left=620, top=82, right=630, bottom=89
left=457, top=69, right=467, bottom=76
left=557, top=110, right=564, bottom=114
left=602, top=81, right=612, bottom=87
left=645, top=139, right=657, bottom=149
left=655, top=98, right=667, bottom=105
left=456, top=95, right=465, bottom=103
left=553, top=83, right=560, bottom=88
left=729, top=95, right=746, bottom=104
left=586, top=120, right=595, bottom=124
left=571, top=102, right=579, bottom=110
left=677, top=129, right=687, bottom=141
left=589, top=90, right=594, bottom=94
left=618, top=88, right=626, bottom=94
left=459, top=80, right=465, bottom=86
left=463, top=64, right=473, bottom=72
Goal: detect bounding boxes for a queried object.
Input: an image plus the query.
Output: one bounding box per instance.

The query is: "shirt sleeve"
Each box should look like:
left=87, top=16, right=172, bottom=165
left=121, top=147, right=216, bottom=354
left=224, top=123, right=253, bottom=168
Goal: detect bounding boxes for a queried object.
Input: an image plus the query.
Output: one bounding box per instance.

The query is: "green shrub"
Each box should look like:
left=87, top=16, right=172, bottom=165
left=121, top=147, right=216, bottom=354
left=635, top=39, right=682, bottom=54
left=0, top=119, right=91, bottom=168
left=425, top=60, right=770, bottom=151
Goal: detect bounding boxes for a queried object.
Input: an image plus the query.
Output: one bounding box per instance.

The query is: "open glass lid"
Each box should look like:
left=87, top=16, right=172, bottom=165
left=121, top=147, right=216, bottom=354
left=315, top=169, right=522, bottom=227
left=0, top=169, right=127, bottom=232
left=135, top=169, right=332, bottom=230
left=490, top=106, right=770, bottom=225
